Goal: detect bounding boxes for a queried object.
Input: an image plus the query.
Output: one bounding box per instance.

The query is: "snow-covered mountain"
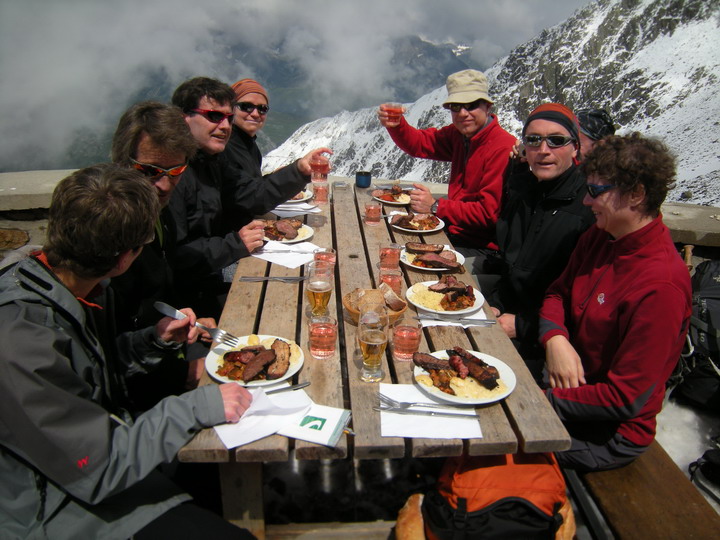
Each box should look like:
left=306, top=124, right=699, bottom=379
left=264, top=0, right=720, bottom=206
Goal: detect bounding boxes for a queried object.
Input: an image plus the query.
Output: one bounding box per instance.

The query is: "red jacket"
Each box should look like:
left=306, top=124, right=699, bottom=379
left=539, top=217, right=691, bottom=446
left=387, top=115, right=515, bottom=249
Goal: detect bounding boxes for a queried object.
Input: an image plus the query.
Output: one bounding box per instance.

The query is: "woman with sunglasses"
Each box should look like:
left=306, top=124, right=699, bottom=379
left=539, top=133, right=691, bottom=472
left=486, top=103, right=595, bottom=380
left=222, top=78, right=331, bottom=231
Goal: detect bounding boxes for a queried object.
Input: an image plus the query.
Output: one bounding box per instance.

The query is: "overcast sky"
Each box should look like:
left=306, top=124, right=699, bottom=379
left=0, top=0, right=592, bottom=170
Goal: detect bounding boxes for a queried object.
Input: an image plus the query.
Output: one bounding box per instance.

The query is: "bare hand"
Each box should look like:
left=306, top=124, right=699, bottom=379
left=297, top=147, right=333, bottom=176
left=219, top=383, right=253, bottom=423
left=196, top=317, right=217, bottom=343
left=185, top=358, right=205, bottom=389
left=377, top=103, right=405, bottom=128
left=239, top=219, right=266, bottom=253
left=545, top=335, right=586, bottom=389
left=497, top=313, right=517, bottom=339
left=155, top=308, right=197, bottom=344
left=410, top=183, right=435, bottom=214
left=509, top=140, right=527, bottom=162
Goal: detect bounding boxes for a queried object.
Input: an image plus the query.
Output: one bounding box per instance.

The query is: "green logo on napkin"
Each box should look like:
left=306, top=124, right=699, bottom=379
left=300, top=416, right=326, bottom=430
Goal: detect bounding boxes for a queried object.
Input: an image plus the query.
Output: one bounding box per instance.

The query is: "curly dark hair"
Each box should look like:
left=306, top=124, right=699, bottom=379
left=171, top=77, right=235, bottom=112
left=44, top=164, right=160, bottom=279
left=582, top=132, right=676, bottom=215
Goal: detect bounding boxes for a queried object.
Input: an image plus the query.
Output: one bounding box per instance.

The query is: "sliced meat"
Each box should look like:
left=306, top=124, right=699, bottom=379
left=413, top=352, right=451, bottom=371
left=405, top=242, right=444, bottom=254
left=275, top=220, right=299, bottom=239
left=451, top=347, right=499, bottom=389
left=438, top=250, right=457, bottom=263
left=447, top=351, right=470, bottom=379
left=415, top=253, right=461, bottom=270
left=391, top=213, right=416, bottom=229
left=242, top=349, right=276, bottom=382
left=284, top=218, right=303, bottom=230
left=428, top=275, right=466, bottom=293
left=267, top=339, right=291, bottom=379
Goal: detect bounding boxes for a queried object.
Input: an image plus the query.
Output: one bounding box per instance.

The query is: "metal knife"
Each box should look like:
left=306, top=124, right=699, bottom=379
left=266, top=382, right=311, bottom=395
left=413, top=316, right=496, bottom=326
left=154, top=301, right=186, bottom=320
left=373, top=406, right=478, bottom=418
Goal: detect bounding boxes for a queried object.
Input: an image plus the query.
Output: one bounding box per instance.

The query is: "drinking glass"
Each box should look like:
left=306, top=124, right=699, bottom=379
left=313, top=248, right=337, bottom=267
left=365, top=201, right=381, bottom=225
left=379, top=243, right=401, bottom=269
left=308, top=316, right=337, bottom=359
left=377, top=264, right=402, bottom=295
left=358, top=304, right=388, bottom=382
left=312, top=179, right=329, bottom=204
left=305, top=261, right=334, bottom=316
left=309, top=154, right=330, bottom=181
left=391, top=317, right=422, bottom=362
left=385, top=102, right=404, bottom=123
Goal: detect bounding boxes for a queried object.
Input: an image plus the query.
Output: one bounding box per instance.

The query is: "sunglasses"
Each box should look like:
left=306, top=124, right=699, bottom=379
left=586, top=183, right=616, bottom=198
left=523, top=135, right=576, bottom=148
left=443, top=99, right=485, bottom=113
left=131, top=159, right=188, bottom=180
left=236, top=102, right=270, bottom=115
left=190, top=108, right=234, bottom=123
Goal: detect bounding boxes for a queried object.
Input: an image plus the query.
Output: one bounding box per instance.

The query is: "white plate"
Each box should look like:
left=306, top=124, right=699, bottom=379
left=406, top=280, right=484, bottom=315
left=205, top=335, right=304, bottom=386
left=373, top=193, right=412, bottom=206
left=400, top=247, right=465, bottom=272
left=391, top=216, right=445, bottom=233
left=284, top=190, right=313, bottom=203
left=413, top=351, right=516, bottom=405
left=263, top=224, right=314, bottom=244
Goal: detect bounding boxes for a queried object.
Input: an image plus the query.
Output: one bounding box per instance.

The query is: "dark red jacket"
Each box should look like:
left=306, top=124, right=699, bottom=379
left=386, top=115, right=515, bottom=249
left=539, top=217, right=691, bottom=446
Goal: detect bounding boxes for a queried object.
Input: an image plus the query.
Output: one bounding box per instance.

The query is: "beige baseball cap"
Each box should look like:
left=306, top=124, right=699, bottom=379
left=443, top=69, right=493, bottom=105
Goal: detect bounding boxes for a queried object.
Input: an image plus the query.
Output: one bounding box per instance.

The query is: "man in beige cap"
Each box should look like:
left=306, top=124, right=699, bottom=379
left=378, top=69, right=516, bottom=257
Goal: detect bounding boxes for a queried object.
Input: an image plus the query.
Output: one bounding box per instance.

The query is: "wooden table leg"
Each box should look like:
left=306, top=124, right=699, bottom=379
left=219, top=462, right=265, bottom=539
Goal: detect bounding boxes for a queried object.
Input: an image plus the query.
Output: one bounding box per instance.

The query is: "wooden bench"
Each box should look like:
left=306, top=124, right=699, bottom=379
left=566, top=440, right=720, bottom=539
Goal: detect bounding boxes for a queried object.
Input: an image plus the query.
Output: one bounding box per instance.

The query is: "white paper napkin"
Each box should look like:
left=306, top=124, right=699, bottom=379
left=272, top=202, right=322, bottom=218
left=252, top=240, right=319, bottom=268
left=378, top=383, right=482, bottom=439
left=214, top=387, right=312, bottom=449
left=418, top=308, right=489, bottom=328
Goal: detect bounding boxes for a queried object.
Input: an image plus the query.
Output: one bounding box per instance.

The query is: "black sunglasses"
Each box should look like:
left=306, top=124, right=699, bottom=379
left=236, top=102, right=270, bottom=115
left=586, top=183, right=616, bottom=198
left=131, top=159, right=188, bottom=181
left=190, top=108, right=234, bottom=123
left=523, top=134, right=575, bottom=148
left=443, top=99, right=485, bottom=113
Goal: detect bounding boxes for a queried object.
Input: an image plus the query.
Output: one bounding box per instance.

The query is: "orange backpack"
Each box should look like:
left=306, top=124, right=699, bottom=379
left=422, top=452, right=572, bottom=540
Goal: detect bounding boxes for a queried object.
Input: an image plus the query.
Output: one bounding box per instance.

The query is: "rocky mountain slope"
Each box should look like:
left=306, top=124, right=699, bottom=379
left=264, top=0, right=720, bottom=205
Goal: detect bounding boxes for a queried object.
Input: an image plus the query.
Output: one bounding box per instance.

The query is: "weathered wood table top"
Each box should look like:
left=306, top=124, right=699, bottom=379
left=177, top=179, right=570, bottom=536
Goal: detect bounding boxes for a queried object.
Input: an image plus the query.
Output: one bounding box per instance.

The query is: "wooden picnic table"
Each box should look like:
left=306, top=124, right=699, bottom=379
left=178, top=179, right=570, bottom=538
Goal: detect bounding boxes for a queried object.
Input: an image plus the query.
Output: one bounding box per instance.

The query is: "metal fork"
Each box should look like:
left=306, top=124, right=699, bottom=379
left=238, top=276, right=308, bottom=283
left=153, top=301, right=240, bottom=347
left=377, top=393, right=471, bottom=411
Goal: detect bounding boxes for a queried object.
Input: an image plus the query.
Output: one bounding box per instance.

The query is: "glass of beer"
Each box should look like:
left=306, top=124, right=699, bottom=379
left=305, top=261, right=334, bottom=316
left=308, top=315, right=337, bottom=359
left=391, top=317, right=422, bottom=362
left=358, top=304, right=388, bottom=382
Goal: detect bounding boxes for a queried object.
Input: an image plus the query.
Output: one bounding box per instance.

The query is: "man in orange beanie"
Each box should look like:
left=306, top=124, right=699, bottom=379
left=221, top=77, right=331, bottom=231
left=486, top=103, right=595, bottom=381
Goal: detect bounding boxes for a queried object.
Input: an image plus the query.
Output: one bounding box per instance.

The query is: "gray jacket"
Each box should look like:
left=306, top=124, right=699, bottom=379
left=0, top=256, right=226, bottom=539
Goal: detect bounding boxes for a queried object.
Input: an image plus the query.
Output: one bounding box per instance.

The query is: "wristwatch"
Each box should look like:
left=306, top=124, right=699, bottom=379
left=430, top=200, right=439, bottom=214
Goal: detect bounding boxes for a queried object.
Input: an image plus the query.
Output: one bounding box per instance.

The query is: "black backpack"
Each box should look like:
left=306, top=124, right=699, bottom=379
left=671, top=260, right=720, bottom=412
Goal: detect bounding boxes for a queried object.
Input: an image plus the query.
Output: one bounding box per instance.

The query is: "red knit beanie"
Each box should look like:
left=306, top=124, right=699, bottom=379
left=231, top=78, right=269, bottom=103
left=522, top=103, right=579, bottom=141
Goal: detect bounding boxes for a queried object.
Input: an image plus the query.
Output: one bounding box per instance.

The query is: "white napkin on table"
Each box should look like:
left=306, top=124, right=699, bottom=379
left=252, top=240, right=318, bottom=269
left=378, top=383, right=482, bottom=439
left=272, top=202, right=322, bottom=218
left=418, top=309, right=490, bottom=329
left=214, top=387, right=312, bottom=449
